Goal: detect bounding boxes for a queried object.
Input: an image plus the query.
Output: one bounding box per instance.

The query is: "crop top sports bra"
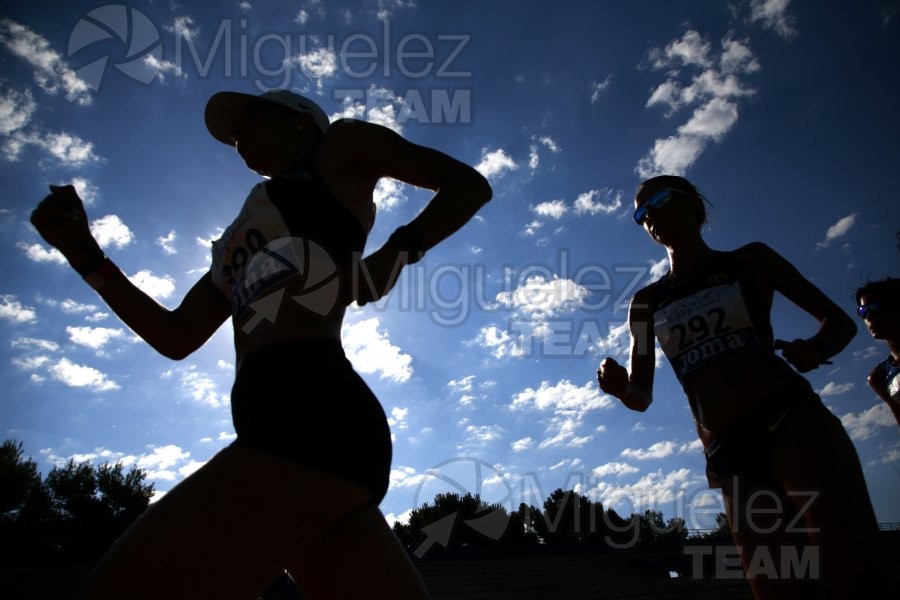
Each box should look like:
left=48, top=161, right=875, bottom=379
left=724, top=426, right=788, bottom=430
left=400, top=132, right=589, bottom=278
left=646, top=251, right=775, bottom=385
left=874, top=357, right=900, bottom=398
left=210, top=161, right=366, bottom=320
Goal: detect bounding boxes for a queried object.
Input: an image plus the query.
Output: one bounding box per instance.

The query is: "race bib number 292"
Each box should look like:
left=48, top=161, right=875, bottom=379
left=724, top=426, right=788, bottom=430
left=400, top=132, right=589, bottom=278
left=653, top=283, right=761, bottom=376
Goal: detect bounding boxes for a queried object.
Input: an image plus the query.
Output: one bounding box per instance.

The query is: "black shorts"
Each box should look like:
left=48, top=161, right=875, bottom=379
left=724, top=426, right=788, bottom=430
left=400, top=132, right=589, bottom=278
left=229, top=339, right=392, bottom=504
left=704, top=386, right=825, bottom=488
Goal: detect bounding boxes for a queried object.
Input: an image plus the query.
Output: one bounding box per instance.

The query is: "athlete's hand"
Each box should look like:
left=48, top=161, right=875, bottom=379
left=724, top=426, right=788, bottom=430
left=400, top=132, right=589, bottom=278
left=349, top=243, right=407, bottom=307
left=597, top=357, right=629, bottom=400
left=31, top=185, right=103, bottom=270
left=774, top=338, right=829, bottom=373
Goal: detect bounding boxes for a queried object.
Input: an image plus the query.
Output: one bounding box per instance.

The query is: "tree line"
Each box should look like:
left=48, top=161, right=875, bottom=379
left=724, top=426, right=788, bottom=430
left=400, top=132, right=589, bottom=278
left=2, top=438, right=729, bottom=567
left=0, top=439, right=154, bottom=565
left=393, top=489, right=730, bottom=557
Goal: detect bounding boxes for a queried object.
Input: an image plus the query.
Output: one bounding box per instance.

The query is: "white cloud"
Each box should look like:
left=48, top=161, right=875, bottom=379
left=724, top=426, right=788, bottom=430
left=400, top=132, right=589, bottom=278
left=17, top=242, right=67, bottom=265
left=720, top=37, right=761, bottom=74
left=170, top=365, right=229, bottom=408
left=573, top=189, right=622, bottom=216
left=593, top=461, right=640, bottom=478
left=12, top=355, right=51, bottom=370
left=817, top=381, right=855, bottom=397
left=0, top=19, right=92, bottom=105
left=342, top=317, right=412, bottom=382
left=840, top=403, right=895, bottom=440
left=143, top=54, right=186, bottom=83
left=510, top=379, right=613, bottom=418
left=48, top=357, right=118, bottom=391
left=637, top=133, right=705, bottom=178
left=532, top=199, right=567, bottom=219
left=592, top=468, right=692, bottom=510
left=373, top=178, right=407, bottom=211
left=157, top=231, right=178, bottom=255
left=591, top=76, right=612, bottom=103
left=447, top=375, right=476, bottom=393
left=677, top=98, right=739, bottom=141
left=166, top=16, right=200, bottom=43
left=11, top=337, right=59, bottom=352
left=651, top=30, right=712, bottom=69
left=5, top=130, right=102, bottom=165
left=470, top=325, right=524, bottom=359
left=816, top=214, right=857, bottom=249
left=639, top=30, right=759, bottom=178
left=496, top=275, right=589, bottom=318
left=128, top=270, right=176, bottom=301
left=295, top=10, right=310, bottom=24
left=333, top=85, right=403, bottom=132
left=620, top=440, right=677, bottom=460
left=69, top=177, right=99, bottom=205
left=475, top=148, right=518, bottom=179
left=463, top=424, right=503, bottom=444
left=388, top=406, right=409, bottom=430
left=291, top=46, right=338, bottom=90
left=0, top=86, right=35, bottom=135
left=512, top=437, right=534, bottom=452
left=66, top=326, right=126, bottom=350
left=0, top=294, right=37, bottom=323
left=91, top=215, right=134, bottom=249
left=748, top=0, right=798, bottom=39
left=388, top=465, right=429, bottom=490
left=649, top=257, right=669, bottom=282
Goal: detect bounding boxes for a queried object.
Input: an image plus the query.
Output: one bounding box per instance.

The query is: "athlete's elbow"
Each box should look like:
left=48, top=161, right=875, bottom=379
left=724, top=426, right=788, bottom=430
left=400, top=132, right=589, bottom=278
left=150, top=336, right=200, bottom=361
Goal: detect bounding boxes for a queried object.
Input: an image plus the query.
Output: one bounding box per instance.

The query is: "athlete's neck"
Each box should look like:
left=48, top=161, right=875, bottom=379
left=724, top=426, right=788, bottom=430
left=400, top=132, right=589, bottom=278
left=666, top=237, right=715, bottom=282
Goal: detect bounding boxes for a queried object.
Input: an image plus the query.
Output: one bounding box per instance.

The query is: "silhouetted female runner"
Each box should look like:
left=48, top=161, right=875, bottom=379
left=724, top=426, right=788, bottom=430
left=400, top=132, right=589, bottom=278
left=31, top=89, right=491, bottom=599
left=597, top=175, right=887, bottom=598
left=855, top=277, right=900, bottom=426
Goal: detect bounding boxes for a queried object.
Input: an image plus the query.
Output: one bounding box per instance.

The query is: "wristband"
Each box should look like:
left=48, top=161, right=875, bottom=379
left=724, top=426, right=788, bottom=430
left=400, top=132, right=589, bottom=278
left=83, top=257, right=122, bottom=291
left=388, top=225, right=425, bottom=264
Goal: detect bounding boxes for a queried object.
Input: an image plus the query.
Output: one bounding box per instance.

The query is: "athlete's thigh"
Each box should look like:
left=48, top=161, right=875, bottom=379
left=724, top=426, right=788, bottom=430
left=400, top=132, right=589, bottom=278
left=79, top=444, right=373, bottom=599
left=290, top=505, right=431, bottom=600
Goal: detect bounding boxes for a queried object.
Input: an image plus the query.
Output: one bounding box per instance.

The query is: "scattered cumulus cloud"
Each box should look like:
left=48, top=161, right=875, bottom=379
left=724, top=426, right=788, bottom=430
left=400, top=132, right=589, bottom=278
left=475, top=148, right=518, bottom=180
left=0, top=19, right=92, bottom=105
left=840, top=403, right=895, bottom=440
left=91, top=215, right=134, bottom=249
left=591, top=76, right=612, bottom=103
left=748, top=0, right=798, bottom=39
left=0, top=294, right=37, bottom=323
left=48, top=357, right=118, bottom=391
left=574, top=189, right=622, bottom=216
left=342, top=317, right=412, bottom=382
left=532, top=199, right=568, bottom=219
left=817, top=381, right=855, bottom=397
left=128, top=270, right=176, bottom=301
left=65, top=326, right=126, bottom=351
left=157, top=231, right=178, bottom=255
left=638, top=30, right=762, bottom=178
left=816, top=213, right=856, bottom=249
left=620, top=440, right=677, bottom=460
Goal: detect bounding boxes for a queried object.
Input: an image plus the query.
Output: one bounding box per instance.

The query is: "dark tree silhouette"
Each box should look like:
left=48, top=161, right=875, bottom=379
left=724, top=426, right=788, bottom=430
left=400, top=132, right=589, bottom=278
left=532, top=489, right=606, bottom=544
left=0, top=439, right=154, bottom=564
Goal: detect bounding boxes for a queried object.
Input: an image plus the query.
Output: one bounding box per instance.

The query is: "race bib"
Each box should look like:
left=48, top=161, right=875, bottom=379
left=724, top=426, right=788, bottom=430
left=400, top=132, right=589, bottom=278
left=653, top=282, right=762, bottom=378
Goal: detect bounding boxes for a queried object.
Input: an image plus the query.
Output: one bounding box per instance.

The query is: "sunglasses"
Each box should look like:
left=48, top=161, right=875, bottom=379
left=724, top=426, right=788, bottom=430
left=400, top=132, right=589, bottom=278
left=633, top=188, right=691, bottom=225
left=857, top=300, right=885, bottom=319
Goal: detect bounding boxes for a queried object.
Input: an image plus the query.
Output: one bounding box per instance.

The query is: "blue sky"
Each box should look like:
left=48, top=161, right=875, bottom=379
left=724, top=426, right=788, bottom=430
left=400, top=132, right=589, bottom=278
left=1, top=0, right=898, bottom=537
